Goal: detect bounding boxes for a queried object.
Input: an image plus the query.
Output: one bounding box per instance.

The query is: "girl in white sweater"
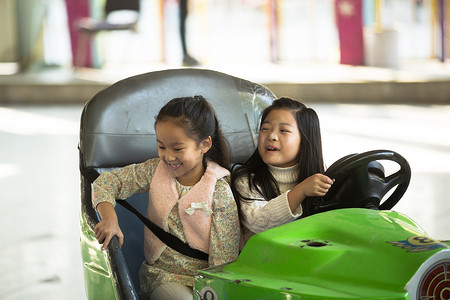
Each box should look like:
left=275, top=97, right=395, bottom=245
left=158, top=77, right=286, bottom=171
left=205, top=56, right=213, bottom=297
left=231, top=97, right=334, bottom=247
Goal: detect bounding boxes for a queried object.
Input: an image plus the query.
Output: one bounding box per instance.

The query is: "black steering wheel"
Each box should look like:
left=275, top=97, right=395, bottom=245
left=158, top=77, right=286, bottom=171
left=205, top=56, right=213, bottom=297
left=303, top=150, right=411, bottom=216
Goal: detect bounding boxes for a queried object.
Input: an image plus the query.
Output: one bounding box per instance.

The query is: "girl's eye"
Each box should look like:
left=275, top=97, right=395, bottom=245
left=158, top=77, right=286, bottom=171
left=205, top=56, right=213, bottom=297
left=158, top=146, right=165, bottom=150
left=260, top=127, right=270, bottom=131
left=280, top=129, right=290, bottom=133
left=174, top=148, right=184, bottom=152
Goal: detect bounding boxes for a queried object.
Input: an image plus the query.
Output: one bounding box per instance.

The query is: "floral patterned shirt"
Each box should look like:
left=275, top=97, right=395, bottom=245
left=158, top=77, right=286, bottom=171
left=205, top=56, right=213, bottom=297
left=92, top=157, right=240, bottom=293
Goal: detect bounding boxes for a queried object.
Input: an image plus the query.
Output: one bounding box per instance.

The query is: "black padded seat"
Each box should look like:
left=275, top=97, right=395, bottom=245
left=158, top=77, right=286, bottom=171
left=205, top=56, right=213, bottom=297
left=80, top=68, right=275, bottom=169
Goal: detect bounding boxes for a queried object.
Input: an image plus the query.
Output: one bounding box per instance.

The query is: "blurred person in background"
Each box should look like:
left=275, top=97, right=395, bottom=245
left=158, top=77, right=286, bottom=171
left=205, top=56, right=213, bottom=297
left=179, top=0, right=199, bottom=66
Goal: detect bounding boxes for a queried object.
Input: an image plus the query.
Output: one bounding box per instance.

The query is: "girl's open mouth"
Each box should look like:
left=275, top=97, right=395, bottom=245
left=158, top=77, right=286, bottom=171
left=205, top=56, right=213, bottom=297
left=168, top=162, right=182, bottom=169
left=266, top=146, right=279, bottom=152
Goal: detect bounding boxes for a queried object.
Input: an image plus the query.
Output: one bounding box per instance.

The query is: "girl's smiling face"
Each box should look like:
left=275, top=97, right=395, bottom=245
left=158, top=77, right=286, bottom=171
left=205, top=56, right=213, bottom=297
left=257, top=109, right=301, bottom=168
left=156, top=119, right=211, bottom=186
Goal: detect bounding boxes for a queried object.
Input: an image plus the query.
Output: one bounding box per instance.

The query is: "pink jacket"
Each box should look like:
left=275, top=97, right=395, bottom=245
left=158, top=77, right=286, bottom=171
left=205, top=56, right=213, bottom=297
left=145, top=160, right=229, bottom=263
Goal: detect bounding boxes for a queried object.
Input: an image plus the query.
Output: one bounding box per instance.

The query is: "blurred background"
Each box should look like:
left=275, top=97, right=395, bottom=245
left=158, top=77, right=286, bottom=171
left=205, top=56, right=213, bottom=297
left=0, top=0, right=449, bottom=299
left=0, top=0, right=448, bottom=70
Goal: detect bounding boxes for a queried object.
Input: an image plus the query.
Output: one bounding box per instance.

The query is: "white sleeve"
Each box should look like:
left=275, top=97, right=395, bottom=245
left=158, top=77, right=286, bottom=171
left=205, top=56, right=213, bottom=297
left=236, top=176, right=302, bottom=234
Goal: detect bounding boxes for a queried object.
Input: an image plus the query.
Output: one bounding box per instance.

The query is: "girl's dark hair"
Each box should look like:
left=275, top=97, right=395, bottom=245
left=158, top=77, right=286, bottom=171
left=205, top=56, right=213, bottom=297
left=155, top=95, right=230, bottom=170
left=231, top=97, right=325, bottom=209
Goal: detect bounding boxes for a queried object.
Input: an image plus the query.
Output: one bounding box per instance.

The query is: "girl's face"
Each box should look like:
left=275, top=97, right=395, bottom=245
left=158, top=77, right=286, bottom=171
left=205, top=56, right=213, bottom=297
left=156, top=120, right=211, bottom=186
left=258, top=108, right=301, bottom=168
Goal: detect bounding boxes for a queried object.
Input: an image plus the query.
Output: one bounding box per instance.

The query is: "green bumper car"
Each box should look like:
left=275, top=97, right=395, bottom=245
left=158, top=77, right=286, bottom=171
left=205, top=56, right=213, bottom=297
left=78, top=69, right=450, bottom=300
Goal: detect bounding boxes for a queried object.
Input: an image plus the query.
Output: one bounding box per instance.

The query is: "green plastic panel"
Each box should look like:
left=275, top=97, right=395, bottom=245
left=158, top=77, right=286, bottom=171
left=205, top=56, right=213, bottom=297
left=80, top=203, right=118, bottom=300
left=195, top=208, right=449, bottom=299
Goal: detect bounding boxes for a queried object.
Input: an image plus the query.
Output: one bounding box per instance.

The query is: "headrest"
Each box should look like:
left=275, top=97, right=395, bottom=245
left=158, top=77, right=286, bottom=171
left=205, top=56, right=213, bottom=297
left=79, top=68, right=275, bottom=169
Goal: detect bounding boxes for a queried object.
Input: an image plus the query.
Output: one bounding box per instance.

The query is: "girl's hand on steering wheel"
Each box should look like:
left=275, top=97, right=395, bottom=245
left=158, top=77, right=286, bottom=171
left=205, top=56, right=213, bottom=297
left=301, top=174, right=334, bottom=198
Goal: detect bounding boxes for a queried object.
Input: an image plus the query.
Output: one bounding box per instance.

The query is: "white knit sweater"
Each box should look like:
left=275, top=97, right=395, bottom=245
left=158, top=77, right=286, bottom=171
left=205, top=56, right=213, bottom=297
left=236, top=163, right=302, bottom=246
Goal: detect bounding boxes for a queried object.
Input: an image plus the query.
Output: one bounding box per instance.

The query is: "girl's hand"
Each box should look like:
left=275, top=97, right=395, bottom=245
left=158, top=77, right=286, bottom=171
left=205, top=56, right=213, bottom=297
left=300, top=173, right=334, bottom=197
left=288, top=174, right=334, bottom=213
left=94, top=218, right=124, bottom=250
left=94, top=202, right=124, bottom=250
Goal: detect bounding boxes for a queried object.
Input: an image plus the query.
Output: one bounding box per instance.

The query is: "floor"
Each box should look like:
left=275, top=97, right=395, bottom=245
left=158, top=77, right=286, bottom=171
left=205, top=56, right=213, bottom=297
left=0, top=105, right=84, bottom=299
left=0, top=102, right=448, bottom=300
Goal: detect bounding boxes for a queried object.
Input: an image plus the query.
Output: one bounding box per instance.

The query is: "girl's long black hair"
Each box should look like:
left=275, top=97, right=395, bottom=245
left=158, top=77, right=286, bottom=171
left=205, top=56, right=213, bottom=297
left=155, top=95, right=230, bottom=170
left=230, top=97, right=325, bottom=213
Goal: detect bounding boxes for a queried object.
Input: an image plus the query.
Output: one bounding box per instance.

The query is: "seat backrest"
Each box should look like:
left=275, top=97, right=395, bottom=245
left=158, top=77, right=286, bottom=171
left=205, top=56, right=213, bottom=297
left=80, top=68, right=275, bottom=170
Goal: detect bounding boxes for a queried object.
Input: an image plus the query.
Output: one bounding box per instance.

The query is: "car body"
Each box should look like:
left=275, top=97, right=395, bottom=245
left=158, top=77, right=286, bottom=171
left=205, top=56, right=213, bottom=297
left=195, top=208, right=450, bottom=299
